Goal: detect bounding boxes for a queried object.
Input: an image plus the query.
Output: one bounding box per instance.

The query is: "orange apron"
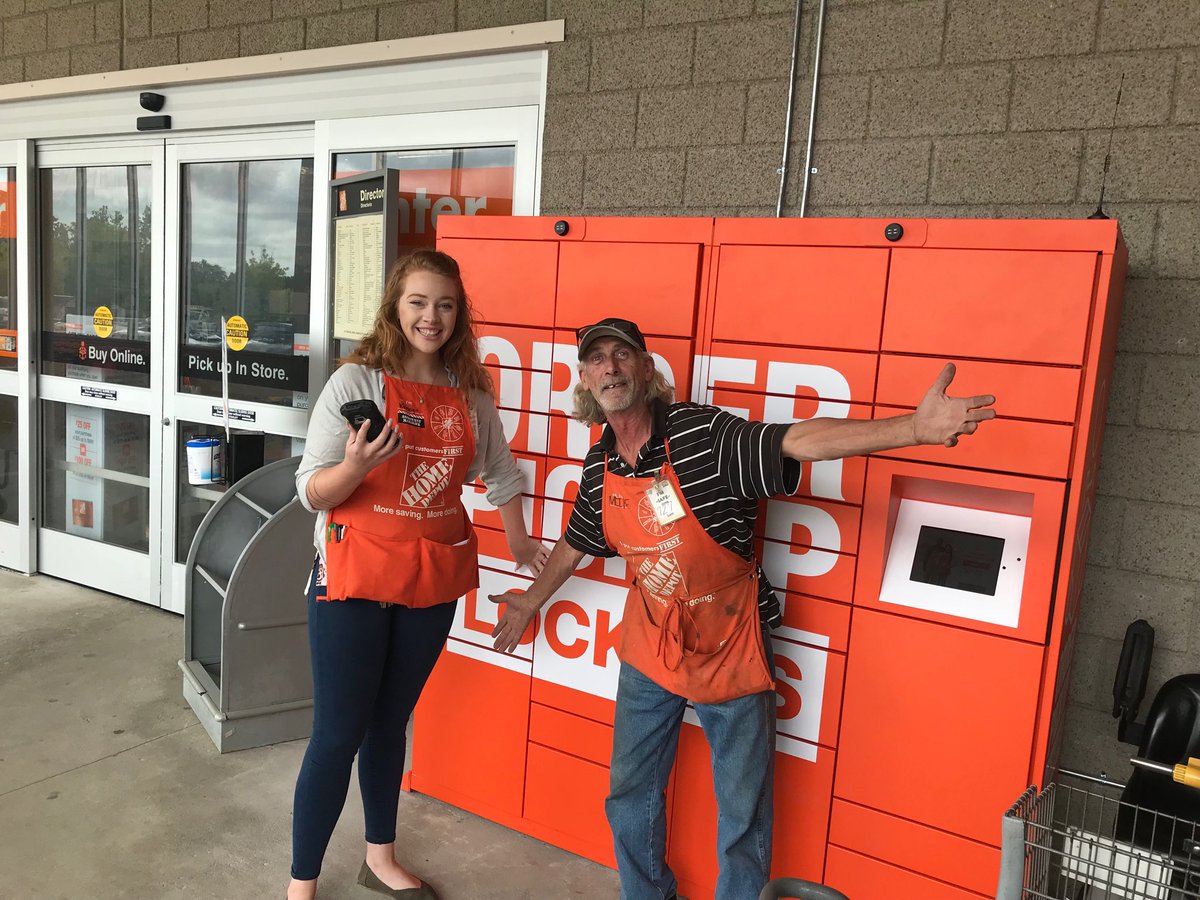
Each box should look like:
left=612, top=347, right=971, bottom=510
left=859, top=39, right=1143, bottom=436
left=602, top=444, right=774, bottom=704
left=324, top=375, right=479, bottom=607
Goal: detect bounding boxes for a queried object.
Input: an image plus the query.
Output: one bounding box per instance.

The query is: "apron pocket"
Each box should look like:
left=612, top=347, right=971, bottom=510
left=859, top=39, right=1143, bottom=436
left=325, top=526, right=478, bottom=606
left=410, top=528, right=480, bottom=607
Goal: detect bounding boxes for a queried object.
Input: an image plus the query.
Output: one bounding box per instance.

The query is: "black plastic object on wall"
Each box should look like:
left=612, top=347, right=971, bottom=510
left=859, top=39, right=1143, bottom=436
left=227, top=433, right=266, bottom=487
left=1113, top=618, right=1155, bottom=745
left=1117, top=674, right=1200, bottom=853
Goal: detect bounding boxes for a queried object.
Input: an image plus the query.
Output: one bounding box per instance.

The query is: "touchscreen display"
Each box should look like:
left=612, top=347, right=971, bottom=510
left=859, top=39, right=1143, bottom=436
left=909, top=525, right=1005, bottom=596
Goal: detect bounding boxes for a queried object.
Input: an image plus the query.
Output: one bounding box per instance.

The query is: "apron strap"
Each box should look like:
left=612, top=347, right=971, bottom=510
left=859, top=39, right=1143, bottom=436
left=656, top=596, right=699, bottom=672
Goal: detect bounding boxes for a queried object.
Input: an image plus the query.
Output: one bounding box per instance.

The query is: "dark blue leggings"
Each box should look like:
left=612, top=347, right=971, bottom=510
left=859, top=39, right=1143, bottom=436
left=290, top=578, right=456, bottom=880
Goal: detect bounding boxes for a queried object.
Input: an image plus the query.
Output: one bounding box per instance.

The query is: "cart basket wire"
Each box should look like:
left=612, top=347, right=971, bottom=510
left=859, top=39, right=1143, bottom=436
left=997, top=782, right=1200, bottom=900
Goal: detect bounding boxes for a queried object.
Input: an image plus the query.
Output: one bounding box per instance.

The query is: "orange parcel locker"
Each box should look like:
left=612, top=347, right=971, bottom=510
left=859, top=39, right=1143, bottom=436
left=477, top=323, right=557, bottom=376
left=485, top=359, right=547, bottom=413
left=481, top=334, right=554, bottom=420
left=827, top=799, right=1002, bottom=897
left=530, top=572, right=628, bottom=725
left=873, top=402, right=1076, bottom=480
left=770, top=742, right=837, bottom=884
left=524, top=571, right=623, bottom=861
left=758, top=535, right=857, bottom=605
left=875, top=354, right=1082, bottom=425
left=450, top=538, right=539, bottom=657
left=761, top=496, right=862, bottom=559
left=773, top=635, right=846, bottom=751
left=546, top=412, right=604, bottom=463
left=776, top=590, right=853, bottom=654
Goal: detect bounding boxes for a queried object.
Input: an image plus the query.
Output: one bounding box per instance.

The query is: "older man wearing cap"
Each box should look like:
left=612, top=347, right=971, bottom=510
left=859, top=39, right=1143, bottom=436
left=490, top=317, right=995, bottom=900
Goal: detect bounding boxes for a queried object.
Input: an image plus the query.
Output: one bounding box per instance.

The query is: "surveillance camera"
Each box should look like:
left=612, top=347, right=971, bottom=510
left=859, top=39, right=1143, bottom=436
left=139, top=92, right=165, bottom=113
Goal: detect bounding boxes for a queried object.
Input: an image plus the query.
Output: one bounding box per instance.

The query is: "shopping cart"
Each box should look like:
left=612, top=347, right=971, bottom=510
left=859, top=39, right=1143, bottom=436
left=997, top=759, right=1200, bottom=900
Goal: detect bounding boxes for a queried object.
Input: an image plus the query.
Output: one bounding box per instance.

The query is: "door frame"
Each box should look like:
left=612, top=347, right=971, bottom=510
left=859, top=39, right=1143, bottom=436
left=0, top=138, right=33, bottom=574
left=310, top=105, right=542, bottom=391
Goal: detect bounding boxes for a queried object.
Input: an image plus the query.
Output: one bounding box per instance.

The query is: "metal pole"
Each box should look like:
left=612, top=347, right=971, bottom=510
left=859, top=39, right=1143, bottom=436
left=798, top=0, right=828, bottom=218
left=774, top=0, right=805, bottom=217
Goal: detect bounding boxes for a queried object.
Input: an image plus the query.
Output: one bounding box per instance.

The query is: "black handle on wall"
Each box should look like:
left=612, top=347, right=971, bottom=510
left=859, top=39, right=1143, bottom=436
left=1113, top=618, right=1155, bottom=745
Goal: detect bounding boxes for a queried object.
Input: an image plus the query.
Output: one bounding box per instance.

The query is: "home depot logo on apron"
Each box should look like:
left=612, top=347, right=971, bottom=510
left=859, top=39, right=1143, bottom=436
left=601, top=443, right=774, bottom=704
left=324, top=375, right=479, bottom=607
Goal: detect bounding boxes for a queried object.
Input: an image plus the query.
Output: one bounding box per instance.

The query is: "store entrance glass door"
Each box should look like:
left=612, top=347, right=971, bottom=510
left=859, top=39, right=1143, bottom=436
left=159, top=132, right=314, bottom=613
left=35, top=143, right=164, bottom=603
left=35, top=134, right=315, bottom=610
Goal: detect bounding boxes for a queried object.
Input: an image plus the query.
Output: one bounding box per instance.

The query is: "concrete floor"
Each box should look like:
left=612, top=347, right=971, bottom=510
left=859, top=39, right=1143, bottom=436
left=0, top=569, right=620, bottom=900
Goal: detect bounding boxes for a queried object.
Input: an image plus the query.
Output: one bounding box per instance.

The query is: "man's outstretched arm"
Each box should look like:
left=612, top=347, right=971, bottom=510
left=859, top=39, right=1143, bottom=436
left=490, top=540, right=588, bottom=653
left=781, top=363, right=996, bottom=462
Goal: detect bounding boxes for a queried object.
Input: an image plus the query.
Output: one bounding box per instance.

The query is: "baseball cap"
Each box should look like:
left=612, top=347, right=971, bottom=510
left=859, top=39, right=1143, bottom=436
left=576, top=317, right=647, bottom=359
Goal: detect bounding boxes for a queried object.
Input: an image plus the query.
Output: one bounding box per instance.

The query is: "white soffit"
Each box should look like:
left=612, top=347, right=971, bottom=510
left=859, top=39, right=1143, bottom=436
left=0, top=21, right=561, bottom=141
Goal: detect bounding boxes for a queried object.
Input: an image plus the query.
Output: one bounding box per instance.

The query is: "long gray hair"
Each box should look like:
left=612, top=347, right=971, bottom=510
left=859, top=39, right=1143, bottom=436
left=571, top=352, right=675, bottom=426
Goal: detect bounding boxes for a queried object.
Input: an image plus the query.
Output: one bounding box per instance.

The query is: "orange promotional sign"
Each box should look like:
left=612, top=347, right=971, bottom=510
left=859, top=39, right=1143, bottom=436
left=0, top=182, right=14, bottom=239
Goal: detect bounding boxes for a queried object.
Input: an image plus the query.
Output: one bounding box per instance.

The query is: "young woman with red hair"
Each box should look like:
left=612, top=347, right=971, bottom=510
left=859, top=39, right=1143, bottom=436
left=288, top=249, right=546, bottom=900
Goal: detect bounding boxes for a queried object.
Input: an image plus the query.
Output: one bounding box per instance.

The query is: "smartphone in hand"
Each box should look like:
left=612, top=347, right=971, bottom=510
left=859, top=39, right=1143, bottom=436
left=339, top=399, right=388, bottom=442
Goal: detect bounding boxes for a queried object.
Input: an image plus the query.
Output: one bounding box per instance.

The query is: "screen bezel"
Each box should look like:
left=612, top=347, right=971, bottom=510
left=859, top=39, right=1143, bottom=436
left=879, top=498, right=1031, bottom=628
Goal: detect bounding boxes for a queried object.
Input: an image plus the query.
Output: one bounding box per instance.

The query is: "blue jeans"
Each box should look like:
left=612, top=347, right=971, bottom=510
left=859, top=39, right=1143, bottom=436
left=290, top=577, right=457, bottom=880
left=605, top=639, right=776, bottom=900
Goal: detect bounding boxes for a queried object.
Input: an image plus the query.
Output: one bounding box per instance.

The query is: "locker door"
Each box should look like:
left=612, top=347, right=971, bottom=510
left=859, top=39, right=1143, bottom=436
left=834, top=608, right=1043, bottom=846
left=711, top=245, right=890, bottom=350
left=883, top=248, right=1098, bottom=365
left=554, top=241, right=703, bottom=337
left=439, top=236, right=559, bottom=326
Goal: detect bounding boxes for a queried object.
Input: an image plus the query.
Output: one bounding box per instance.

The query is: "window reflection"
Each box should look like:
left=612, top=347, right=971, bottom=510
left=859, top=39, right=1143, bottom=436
left=39, top=166, right=153, bottom=387
left=332, top=146, right=515, bottom=253
left=330, top=147, right=515, bottom=361
left=40, top=400, right=150, bottom=551
left=174, top=423, right=304, bottom=562
left=1, top=168, right=16, bottom=371
left=0, top=394, right=15, bottom=523
left=179, top=158, right=313, bottom=408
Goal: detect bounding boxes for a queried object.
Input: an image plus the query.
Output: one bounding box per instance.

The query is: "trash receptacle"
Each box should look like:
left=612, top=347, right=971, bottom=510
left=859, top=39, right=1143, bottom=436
left=178, top=456, right=316, bottom=753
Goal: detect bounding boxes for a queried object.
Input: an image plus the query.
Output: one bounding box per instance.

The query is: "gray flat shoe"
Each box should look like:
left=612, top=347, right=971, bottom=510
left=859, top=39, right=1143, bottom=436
left=356, top=860, right=439, bottom=899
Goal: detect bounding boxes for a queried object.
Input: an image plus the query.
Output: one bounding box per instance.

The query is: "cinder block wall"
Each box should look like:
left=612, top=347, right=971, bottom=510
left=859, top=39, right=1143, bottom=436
left=2, top=0, right=1197, bottom=778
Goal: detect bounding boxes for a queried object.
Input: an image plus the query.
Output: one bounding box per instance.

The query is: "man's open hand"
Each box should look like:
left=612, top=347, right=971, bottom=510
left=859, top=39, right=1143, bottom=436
left=490, top=590, right=540, bottom=654
left=913, top=363, right=996, bottom=447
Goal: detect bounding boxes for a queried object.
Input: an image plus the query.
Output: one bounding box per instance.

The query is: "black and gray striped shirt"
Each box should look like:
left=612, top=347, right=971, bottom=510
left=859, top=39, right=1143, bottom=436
left=564, top=400, right=803, bottom=628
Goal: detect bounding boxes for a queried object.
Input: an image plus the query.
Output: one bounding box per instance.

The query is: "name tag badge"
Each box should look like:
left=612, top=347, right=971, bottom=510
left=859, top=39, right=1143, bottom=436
left=397, top=411, right=425, bottom=428
left=645, top=476, right=685, bottom=526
